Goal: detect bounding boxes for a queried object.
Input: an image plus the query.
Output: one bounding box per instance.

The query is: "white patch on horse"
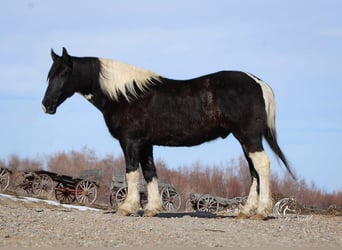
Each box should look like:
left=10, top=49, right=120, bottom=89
left=249, top=151, right=272, bottom=216
left=81, top=93, right=94, bottom=101
left=145, top=177, right=162, bottom=214
left=241, top=176, right=258, bottom=216
left=244, top=72, right=276, bottom=137
left=118, top=170, right=140, bottom=214
left=98, top=58, right=161, bottom=101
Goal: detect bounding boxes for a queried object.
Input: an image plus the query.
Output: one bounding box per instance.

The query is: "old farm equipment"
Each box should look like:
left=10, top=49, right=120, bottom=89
left=185, top=193, right=247, bottom=214
left=272, top=197, right=301, bottom=218
left=109, top=175, right=181, bottom=212
left=0, top=167, right=11, bottom=192
left=185, top=192, right=302, bottom=218
left=13, top=169, right=102, bottom=205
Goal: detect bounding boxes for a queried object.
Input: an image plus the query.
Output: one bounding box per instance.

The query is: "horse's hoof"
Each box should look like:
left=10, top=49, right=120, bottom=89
left=236, top=212, right=249, bottom=219
left=116, top=208, right=132, bottom=216
left=250, top=214, right=267, bottom=220
left=143, top=209, right=159, bottom=217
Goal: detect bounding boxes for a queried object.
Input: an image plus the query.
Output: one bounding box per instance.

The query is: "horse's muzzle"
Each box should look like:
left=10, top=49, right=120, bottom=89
left=42, top=104, right=56, bottom=114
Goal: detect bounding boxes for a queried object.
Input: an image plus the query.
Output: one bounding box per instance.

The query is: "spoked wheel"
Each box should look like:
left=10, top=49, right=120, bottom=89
left=55, top=182, right=75, bottom=203
left=14, top=172, right=36, bottom=196
left=115, top=186, right=128, bottom=206
left=273, top=197, right=301, bottom=218
left=160, top=186, right=181, bottom=211
left=0, top=168, right=10, bottom=192
left=197, top=194, right=219, bottom=213
left=33, top=174, right=55, bottom=198
left=75, top=180, right=98, bottom=205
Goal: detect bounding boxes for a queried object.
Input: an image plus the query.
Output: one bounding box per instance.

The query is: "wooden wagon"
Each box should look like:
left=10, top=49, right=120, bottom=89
left=185, top=192, right=301, bottom=218
left=13, top=169, right=102, bottom=205
left=185, top=193, right=247, bottom=213
left=109, top=175, right=181, bottom=212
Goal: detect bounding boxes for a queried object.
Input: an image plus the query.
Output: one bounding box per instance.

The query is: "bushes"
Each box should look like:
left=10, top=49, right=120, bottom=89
left=2, top=148, right=341, bottom=208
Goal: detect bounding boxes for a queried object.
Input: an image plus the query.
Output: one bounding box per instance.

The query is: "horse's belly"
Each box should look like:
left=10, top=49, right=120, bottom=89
left=152, top=126, right=229, bottom=147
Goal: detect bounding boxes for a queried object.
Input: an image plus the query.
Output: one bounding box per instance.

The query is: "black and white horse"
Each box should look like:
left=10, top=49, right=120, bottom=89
left=42, top=48, right=294, bottom=219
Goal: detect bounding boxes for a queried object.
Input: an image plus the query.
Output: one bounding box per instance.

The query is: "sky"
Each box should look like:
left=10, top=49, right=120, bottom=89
left=0, top=0, right=341, bottom=192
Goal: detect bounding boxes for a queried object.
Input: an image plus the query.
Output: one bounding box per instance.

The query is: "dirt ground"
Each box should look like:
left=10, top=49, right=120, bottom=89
left=0, top=193, right=341, bottom=248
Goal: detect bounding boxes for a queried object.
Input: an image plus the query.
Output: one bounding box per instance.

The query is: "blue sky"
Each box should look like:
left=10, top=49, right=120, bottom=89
left=0, top=0, right=341, bottom=192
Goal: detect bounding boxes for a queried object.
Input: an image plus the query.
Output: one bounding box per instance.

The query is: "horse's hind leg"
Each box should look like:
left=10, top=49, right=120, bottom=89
left=237, top=155, right=259, bottom=219
left=140, top=145, right=162, bottom=217
left=235, top=134, right=272, bottom=219
left=248, top=151, right=272, bottom=219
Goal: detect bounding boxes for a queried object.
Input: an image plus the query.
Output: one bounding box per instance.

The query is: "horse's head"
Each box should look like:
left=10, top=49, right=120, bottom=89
left=42, top=48, right=76, bottom=114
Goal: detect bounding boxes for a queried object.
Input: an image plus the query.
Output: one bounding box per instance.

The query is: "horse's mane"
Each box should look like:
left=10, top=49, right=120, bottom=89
left=98, top=58, right=162, bottom=101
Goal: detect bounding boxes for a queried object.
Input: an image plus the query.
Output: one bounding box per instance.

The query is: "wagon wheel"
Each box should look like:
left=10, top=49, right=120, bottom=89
left=55, top=182, right=76, bottom=203
left=13, top=172, right=35, bottom=195
left=197, top=194, right=219, bottom=213
left=273, top=197, right=301, bottom=218
left=115, top=186, right=128, bottom=206
left=160, top=186, right=181, bottom=211
left=75, top=180, right=98, bottom=205
left=33, top=174, right=55, bottom=198
left=109, top=189, right=117, bottom=208
left=0, top=168, right=10, bottom=192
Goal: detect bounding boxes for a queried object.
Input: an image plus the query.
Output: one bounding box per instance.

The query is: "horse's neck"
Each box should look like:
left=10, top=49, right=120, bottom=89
left=79, top=85, right=110, bottom=112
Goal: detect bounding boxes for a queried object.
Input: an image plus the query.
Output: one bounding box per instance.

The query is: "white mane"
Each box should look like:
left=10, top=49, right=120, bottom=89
left=98, top=58, right=161, bottom=101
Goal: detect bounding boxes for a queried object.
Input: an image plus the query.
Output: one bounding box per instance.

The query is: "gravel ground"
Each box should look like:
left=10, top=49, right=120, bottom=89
left=0, top=194, right=341, bottom=248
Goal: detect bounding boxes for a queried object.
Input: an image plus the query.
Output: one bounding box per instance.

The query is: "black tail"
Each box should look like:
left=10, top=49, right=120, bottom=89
left=265, top=127, right=296, bottom=180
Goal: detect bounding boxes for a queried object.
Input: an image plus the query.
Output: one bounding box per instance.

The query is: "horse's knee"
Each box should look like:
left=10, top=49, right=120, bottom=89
left=249, top=151, right=270, bottom=174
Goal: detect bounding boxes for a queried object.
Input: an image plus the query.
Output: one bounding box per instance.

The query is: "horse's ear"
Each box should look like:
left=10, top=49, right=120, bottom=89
left=51, top=49, right=59, bottom=61
left=61, top=47, right=72, bottom=67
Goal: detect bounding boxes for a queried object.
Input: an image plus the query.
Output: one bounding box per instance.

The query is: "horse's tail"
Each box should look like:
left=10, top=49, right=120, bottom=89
left=262, top=82, right=296, bottom=180
left=246, top=72, right=296, bottom=180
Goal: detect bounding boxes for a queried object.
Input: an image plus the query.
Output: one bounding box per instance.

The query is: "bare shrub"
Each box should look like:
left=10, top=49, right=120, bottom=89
left=1, top=149, right=341, bottom=210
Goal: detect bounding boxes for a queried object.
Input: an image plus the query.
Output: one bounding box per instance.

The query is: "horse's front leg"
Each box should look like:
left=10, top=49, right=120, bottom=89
left=140, top=145, right=162, bottom=217
left=117, top=142, right=141, bottom=216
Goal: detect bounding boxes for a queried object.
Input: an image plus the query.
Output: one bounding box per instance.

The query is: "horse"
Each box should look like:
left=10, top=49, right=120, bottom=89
left=42, top=47, right=294, bottom=219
